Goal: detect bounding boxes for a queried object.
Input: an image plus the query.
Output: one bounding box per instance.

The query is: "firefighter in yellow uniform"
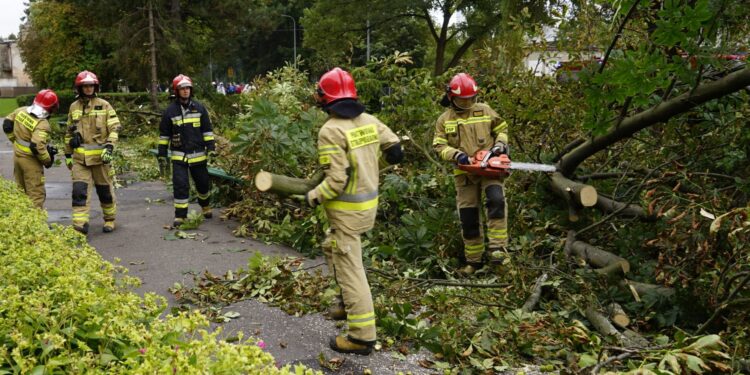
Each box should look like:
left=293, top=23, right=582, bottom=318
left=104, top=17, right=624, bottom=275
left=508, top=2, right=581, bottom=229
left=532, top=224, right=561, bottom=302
left=64, top=70, right=121, bottom=234
left=305, top=68, right=403, bottom=355
left=432, top=73, right=509, bottom=275
left=2, top=89, right=59, bottom=208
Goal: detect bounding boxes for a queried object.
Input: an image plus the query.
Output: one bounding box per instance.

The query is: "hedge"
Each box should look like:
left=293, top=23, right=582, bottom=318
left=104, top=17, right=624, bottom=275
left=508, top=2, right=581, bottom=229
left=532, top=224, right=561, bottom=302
left=0, top=179, right=318, bottom=374
left=15, top=91, right=171, bottom=114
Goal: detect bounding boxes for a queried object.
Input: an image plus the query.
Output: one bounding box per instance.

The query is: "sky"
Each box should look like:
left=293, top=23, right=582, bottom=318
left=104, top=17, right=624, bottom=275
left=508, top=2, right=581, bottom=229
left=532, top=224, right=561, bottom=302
left=0, top=0, right=26, bottom=38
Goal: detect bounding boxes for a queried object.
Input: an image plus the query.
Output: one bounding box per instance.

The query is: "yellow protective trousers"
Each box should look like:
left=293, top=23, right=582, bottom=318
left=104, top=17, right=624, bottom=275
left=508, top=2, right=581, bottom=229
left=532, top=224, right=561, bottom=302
left=455, top=174, right=508, bottom=263
left=322, top=228, right=376, bottom=344
left=71, top=163, right=116, bottom=227
left=14, top=156, right=45, bottom=209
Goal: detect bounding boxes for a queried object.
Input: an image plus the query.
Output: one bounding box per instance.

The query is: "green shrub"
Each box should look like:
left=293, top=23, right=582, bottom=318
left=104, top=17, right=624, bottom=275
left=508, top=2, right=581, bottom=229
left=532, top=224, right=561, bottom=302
left=15, top=91, right=170, bottom=115
left=0, top=179, right=318, bottom=374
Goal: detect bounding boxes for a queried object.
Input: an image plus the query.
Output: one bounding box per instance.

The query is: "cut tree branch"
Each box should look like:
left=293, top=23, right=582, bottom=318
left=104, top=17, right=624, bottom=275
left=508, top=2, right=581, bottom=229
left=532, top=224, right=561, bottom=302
left=595, top=195, right=655, bottom=220
left=522, top=272, right=548, bottom=313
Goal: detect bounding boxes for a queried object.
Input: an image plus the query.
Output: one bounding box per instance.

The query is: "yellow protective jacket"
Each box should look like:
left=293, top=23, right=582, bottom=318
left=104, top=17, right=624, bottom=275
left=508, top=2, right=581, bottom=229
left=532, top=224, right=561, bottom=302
left=5, top=106, right=52, bottom=164
left=64, top=97, right=121, bottom=166
left=432, top=103, right=507, bottom=175
left=307, top=113, right=400, bottom=233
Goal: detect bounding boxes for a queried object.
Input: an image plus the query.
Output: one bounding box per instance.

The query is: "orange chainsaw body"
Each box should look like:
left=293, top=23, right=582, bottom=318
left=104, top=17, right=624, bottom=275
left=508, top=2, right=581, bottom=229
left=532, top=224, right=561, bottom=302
left=457, top=150, right=511, bottom=177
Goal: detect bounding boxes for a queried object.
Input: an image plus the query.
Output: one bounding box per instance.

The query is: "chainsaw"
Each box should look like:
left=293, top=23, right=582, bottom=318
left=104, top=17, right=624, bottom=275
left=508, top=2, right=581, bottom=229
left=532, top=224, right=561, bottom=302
left=457, top=150, right=556, bottom=177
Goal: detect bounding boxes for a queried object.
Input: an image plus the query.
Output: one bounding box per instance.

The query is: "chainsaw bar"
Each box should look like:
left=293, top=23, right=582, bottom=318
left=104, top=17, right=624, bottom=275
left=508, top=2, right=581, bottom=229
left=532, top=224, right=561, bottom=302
left=509, top=162, right=556, bottom=173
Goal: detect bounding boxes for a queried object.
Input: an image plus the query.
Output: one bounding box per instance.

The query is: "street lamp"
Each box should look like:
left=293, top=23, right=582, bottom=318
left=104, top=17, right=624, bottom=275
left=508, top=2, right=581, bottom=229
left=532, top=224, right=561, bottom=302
left=281, top=14, right=296, bottom=70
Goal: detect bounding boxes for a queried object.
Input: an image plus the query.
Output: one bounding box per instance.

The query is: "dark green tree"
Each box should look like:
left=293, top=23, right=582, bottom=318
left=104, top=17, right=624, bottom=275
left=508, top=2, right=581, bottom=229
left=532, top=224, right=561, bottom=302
left=301, top=0, right=555, bottom=75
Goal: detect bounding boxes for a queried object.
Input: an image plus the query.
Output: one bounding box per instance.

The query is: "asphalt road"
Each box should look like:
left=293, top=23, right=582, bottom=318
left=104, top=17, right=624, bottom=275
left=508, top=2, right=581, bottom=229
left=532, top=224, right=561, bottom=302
left=0, top=137, right=431, bottom=374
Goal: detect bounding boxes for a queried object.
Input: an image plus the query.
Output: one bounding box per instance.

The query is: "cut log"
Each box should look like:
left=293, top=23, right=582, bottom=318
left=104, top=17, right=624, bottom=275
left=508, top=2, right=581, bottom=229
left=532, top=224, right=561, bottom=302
left=584, top=307, right=645, bottom=348
left=569, top=240, right=630, bottom=275
left=596, top=195, right=655, bottom=221
left=619, top=279, right=675, bottom=300
left=606, top=302, right=630, bottom=329
left=551, top=173, right=597, bottom=221
left=254, top=170, right=325, bottom=195
left=584, top=306, right=634, bottom=346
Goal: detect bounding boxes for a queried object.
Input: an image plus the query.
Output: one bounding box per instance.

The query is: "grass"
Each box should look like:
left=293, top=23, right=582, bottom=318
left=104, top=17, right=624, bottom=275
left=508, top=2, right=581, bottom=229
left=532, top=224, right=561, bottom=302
left=0, top=98, right=17, bottom=117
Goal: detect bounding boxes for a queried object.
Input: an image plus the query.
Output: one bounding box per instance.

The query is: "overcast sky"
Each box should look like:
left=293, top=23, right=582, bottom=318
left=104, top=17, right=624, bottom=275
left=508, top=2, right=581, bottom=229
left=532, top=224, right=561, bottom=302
left=0, top=1, right=26, bottom=38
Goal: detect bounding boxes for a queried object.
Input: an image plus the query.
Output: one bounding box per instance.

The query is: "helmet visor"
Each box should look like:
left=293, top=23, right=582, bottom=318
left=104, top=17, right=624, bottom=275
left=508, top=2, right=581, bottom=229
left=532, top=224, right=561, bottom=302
left=452, top=96, right=477, bottom=110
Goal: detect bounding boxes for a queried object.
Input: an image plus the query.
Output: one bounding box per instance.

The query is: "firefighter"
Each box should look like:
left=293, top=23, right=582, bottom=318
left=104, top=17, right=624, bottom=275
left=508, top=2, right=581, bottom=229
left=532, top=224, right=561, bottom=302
left=2, top=89, right=59, bottom=208
left=432, top=73, right=509, bottom=275
left=157, top=74, right=215, bottom=228
left=305, top=67, right=403, bottom=355
left=64, top=70, right=121, bottom=234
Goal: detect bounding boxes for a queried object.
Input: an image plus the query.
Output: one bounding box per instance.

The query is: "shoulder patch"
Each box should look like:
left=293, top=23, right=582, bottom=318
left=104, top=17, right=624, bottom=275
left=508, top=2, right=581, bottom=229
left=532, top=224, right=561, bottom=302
left=95, top=105, right=103, bottom=110
left=473, top=110, right=484, bottom=117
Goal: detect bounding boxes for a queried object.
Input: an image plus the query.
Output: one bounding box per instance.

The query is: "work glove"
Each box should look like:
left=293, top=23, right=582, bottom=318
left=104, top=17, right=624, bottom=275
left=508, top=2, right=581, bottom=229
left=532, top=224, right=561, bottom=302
left=490, top=142, right=508, bottom=156
left=43, top=155, right=54, bottom=169
left=455, top=152, right=471, bottom=165
left=69, top=131, right=83, bottom=149
left=101, top=144, right=114, bottom=164
left=305, top=191, right=320, bottom=207
left=157, top=156, right=169, bottom=177
left=44, top=146, right=57, bottom=169
left=65, top=154, right=73, bottom=170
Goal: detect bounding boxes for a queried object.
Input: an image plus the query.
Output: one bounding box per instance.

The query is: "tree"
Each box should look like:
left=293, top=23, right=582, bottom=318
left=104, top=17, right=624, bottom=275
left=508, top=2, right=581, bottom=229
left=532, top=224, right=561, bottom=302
left=18, top=0, right=105, bottom=89
left=301, top=0, right=554, bottom=75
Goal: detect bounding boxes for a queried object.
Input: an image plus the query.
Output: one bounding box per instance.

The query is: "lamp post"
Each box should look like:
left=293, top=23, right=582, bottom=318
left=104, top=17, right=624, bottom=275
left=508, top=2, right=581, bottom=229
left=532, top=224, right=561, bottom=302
left=281, top=14, right=296, bottom=70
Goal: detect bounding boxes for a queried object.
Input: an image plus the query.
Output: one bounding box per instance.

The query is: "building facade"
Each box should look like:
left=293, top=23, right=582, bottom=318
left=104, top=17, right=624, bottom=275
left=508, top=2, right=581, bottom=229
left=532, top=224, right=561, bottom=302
left=0, top=41, right=35, bottom=97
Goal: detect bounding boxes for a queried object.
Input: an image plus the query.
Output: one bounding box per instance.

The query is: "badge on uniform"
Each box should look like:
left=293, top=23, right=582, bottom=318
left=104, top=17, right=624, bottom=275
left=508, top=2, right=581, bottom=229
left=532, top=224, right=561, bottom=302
left=95, top=105, right=103, bottom=110
left=473, top=110, right=484, bottom=117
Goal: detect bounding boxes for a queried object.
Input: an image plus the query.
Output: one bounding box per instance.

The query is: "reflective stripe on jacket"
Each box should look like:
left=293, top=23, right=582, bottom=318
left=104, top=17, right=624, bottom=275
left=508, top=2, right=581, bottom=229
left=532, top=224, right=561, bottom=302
left=307, top=113, right=400, bottom=233
left=6, top=106, right=52, bottom=162
left=158, top=100, right=215, bottom=157
left=65, top=97, right=121, bottom=166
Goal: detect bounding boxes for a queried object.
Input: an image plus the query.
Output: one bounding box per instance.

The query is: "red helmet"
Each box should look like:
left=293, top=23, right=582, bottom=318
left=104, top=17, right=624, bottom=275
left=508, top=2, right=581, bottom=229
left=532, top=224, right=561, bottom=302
left=317, top=67, right=357, bottom=105
left=172, top=74, right=193, bottom=93
left=33, top=89, right=59, bottom=113
left=75, top=70, right=100, bottom=93
left=447, top=73, right=478, bottom=99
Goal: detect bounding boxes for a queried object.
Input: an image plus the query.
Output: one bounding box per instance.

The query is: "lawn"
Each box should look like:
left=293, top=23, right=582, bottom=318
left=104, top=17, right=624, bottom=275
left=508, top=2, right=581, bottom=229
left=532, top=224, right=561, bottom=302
left=0, top=98, right=17, bottom=117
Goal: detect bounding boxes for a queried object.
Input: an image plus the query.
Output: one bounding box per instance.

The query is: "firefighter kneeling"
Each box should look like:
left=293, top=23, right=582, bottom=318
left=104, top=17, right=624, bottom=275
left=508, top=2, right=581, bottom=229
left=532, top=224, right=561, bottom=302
left=432, top=73, right=510, bottom=275
left=158, top=74, right=215, bottom=227
left=3, top=89, right=59, bottom=208
left=305, top=68, right=403, bottom=355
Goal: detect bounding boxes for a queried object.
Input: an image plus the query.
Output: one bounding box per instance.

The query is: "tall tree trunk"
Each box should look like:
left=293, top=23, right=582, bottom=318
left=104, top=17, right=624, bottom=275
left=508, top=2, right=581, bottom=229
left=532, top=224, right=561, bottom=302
left=432, top=4, right=452, bottom=76
left=148, top=0, right=159, bottom=111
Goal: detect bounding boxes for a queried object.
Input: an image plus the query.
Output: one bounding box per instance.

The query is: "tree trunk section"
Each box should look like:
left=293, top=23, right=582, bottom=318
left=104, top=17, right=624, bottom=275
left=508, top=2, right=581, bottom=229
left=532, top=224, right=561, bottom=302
left=551, top=172, right=597, bottom=221
left=254, top=171, right=325, bottom=195
left=147, top=0, right=159, bottom=111
left=607, top=302, right=630, bottom=329
left=569, top=240, right=630, bottom=276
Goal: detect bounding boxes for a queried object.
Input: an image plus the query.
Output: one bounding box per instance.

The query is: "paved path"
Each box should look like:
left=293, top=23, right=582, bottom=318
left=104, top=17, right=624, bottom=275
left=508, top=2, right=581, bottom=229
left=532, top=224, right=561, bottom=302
left=0, top=137, right=430, bottom=374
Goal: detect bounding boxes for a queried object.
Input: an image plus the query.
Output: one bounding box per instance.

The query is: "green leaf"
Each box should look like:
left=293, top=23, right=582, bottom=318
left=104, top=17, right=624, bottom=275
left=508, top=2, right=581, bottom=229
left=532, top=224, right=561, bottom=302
left=681, top=354, right=707, bottom=373
left=578, top=353, right=598, bottom=369
left=684, top=335, right=722, bottom=352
